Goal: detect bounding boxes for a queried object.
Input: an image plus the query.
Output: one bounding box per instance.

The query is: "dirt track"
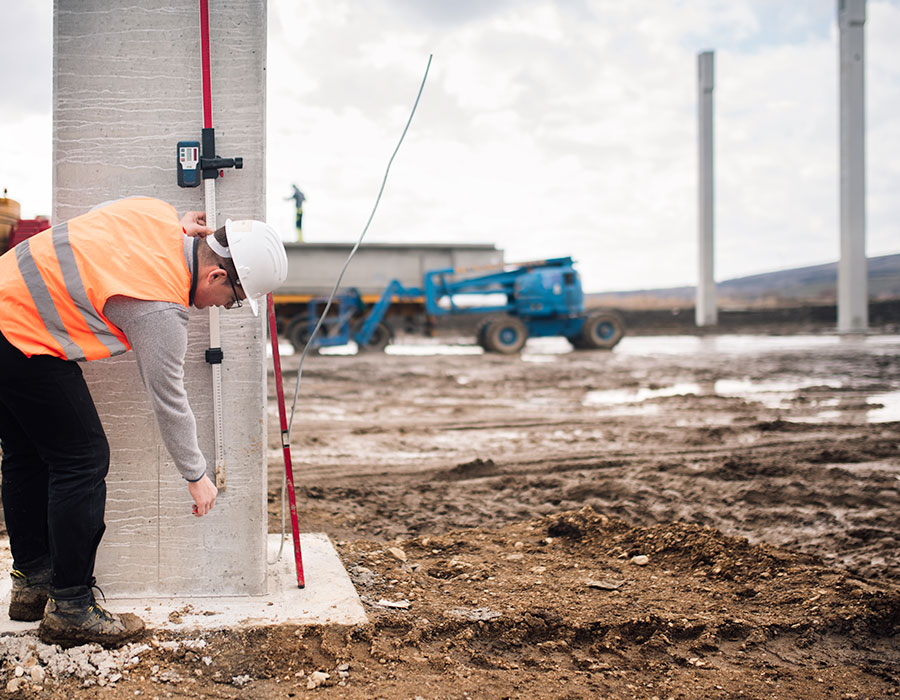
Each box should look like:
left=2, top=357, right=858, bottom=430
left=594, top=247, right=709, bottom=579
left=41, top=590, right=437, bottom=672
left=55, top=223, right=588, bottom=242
left=6, top=330, right=900, bottom=698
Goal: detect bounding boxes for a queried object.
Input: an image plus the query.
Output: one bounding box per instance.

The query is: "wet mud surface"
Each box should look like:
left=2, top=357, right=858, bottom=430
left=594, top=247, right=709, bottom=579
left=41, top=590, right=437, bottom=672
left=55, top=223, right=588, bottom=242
left=6, top=332, right=900, bottom=698
left=279, top=334, right=900, bottom=585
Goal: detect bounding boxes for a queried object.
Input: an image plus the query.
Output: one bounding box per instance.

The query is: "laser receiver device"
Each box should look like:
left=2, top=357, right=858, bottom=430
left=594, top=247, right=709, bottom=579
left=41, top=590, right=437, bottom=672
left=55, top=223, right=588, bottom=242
left=177, top=141, right=201, bottom=187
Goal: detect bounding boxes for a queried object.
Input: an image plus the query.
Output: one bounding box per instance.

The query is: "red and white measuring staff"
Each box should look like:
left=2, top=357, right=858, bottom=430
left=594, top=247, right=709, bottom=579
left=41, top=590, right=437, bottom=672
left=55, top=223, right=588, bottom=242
left=199, top=0, right=226, bottom=488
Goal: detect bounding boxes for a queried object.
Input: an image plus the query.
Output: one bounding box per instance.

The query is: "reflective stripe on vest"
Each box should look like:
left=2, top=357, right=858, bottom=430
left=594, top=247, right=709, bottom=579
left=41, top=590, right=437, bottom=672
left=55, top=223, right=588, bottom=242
left=0, top=197, right=191, bottom=361
left=15, top=222, right=127, bottom=361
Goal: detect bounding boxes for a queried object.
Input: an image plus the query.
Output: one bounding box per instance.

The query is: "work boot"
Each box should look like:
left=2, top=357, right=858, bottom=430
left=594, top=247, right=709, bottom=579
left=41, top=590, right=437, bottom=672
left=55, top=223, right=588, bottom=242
left=8, top=568, right=51, bottom=622
left=38, top=586, right=145, bottom=649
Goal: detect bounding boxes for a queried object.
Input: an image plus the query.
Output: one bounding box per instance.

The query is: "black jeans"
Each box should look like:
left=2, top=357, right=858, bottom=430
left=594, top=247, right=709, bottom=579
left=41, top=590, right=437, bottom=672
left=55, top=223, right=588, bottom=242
left=0, top=331, right=109, bottom=596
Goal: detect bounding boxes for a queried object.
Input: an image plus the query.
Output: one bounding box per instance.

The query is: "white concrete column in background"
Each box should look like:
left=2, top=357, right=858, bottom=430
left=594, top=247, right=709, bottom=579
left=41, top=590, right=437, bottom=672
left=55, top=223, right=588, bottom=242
left=53, top=0, right=269, bottom=596
left=838, top=0, right=867, bottom=333
left=696, top=51, right=717, bottom=327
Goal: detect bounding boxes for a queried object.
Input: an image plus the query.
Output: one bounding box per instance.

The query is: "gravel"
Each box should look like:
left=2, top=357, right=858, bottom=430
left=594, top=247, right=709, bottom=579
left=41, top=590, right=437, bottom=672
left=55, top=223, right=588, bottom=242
left=0, top=633, right=208, bottom=691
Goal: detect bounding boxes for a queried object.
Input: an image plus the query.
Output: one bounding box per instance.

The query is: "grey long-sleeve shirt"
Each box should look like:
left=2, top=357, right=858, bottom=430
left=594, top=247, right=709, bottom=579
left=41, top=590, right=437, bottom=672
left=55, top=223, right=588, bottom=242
left=102, top=236, right=207, bottom=482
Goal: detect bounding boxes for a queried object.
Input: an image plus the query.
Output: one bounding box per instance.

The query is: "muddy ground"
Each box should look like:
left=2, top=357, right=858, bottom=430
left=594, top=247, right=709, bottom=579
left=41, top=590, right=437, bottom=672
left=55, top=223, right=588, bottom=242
left=5, top=327, right=900, bottom=699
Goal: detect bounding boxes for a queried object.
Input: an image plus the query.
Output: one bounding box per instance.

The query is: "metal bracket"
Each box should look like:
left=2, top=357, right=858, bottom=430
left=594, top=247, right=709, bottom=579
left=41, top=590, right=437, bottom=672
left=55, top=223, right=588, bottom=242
left=200, top=127, right=242, bottom=180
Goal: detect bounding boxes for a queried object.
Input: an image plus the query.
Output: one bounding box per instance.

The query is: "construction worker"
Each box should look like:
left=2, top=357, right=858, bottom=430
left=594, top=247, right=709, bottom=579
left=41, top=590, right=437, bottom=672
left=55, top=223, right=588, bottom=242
left=285, top=184, right=305, bottom=241
left=0, top=197, right=287, bottom=648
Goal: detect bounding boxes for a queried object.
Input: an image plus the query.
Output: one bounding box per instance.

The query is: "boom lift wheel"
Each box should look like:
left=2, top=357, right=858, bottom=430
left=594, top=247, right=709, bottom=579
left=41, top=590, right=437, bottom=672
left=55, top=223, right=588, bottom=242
left=482, top=316, right=528, bottom=354
left=476, top=319, right=491, bottom=350
left=579, top=311, right=624, bottom=350
left=353, top=320, right=393, bottom=352
left=285, top=317, right=315, bottom=354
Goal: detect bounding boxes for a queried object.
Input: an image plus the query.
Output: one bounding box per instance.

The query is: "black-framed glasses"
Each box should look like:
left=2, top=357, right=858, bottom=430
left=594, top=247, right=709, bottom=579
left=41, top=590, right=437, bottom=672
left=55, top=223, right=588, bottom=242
left=219, top=265, right=243, bottom=308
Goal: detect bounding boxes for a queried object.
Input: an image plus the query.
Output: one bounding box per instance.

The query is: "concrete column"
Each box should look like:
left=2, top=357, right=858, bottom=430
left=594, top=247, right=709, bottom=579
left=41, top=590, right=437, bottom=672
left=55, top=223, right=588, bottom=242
left=838, top=0, right=867, bottom=333
left=53, top=0, right=268, bottom=596
left=696, top=51, right=717, bottom=327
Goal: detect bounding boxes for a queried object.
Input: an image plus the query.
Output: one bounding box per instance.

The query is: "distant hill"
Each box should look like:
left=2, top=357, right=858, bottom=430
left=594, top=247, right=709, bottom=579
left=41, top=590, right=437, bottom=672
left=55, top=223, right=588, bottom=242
left=589, top=253, right=900, bottom=309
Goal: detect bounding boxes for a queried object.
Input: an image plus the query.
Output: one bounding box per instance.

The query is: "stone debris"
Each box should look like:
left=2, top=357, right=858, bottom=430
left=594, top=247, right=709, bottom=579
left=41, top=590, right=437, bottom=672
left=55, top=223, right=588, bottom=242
left=348, top=564, right=378, bottom=588
left=0, top=633, right=207, bottom=689
left=375, top=598, right=411, bottom=609
left=307, top=670, right=330, bottom=689
left=387, top=546, right=407, bottom=562
left=586, top=578, right=625, bottom=590
left=155, top=668, right=183, bottom=684
left=630, top=555, right=650, bottom=566
left=232, top=673, right=251, bottom=687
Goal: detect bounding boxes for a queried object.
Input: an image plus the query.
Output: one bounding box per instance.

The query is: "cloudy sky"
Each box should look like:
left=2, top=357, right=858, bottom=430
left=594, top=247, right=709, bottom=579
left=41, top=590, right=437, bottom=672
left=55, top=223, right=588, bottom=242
left=2, top=1, right=899, bottom=292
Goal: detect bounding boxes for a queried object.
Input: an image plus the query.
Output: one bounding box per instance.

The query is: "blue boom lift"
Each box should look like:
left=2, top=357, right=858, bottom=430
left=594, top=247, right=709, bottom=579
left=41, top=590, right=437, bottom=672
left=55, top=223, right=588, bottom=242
left=285, top=256, right=624, bottom=354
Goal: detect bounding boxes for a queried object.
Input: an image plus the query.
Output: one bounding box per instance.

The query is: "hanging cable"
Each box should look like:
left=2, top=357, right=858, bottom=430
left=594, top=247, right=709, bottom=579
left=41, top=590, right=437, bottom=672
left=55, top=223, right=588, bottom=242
left=286, top=54, right=432, bottom=437
left=268, top=54, right=432, bottom=565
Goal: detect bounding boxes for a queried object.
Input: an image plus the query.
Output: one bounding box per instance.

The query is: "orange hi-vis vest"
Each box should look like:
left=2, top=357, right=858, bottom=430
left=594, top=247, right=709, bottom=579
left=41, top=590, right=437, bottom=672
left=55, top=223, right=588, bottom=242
left=0, top=197, right=191, bottom=361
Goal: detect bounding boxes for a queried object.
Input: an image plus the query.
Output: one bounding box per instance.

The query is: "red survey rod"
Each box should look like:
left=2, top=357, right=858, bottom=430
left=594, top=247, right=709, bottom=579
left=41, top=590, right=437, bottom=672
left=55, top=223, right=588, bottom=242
left=199, top=0, right=213, bottom=128
left=267, top=293, right=306, bottom=587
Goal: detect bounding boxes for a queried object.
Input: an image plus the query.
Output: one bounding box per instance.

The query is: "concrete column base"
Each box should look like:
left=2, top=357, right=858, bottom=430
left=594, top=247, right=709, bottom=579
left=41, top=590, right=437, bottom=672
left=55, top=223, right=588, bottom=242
left=0, top=534, right=366, bottom=635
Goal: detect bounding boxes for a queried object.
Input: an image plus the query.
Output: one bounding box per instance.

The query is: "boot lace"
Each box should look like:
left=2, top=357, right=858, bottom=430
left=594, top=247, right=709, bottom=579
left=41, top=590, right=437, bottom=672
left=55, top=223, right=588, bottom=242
left=88, top=579, right=116, bottom=623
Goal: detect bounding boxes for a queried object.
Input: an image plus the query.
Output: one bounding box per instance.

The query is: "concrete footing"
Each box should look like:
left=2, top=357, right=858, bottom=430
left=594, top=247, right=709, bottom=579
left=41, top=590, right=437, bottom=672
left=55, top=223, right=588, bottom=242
left=0, top=534, right=366, bottom=636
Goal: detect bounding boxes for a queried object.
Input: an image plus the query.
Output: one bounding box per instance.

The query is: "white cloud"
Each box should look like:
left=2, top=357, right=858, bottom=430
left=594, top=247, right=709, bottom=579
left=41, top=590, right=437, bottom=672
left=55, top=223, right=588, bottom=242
left=0, top=4, right=52, bottom=217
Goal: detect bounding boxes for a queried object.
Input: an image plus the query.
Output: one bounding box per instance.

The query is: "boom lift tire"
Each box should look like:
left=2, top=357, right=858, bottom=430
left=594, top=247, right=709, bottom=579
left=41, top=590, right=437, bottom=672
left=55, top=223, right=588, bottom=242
left=579, top=311, right=624, bottom=350
left=286, top=317, right=315, bottom=353
left=482, top=316, right=528, bottom=354
left=353, top=320, right=393, bottom=352
left=475, top=319, right=490, bottom=350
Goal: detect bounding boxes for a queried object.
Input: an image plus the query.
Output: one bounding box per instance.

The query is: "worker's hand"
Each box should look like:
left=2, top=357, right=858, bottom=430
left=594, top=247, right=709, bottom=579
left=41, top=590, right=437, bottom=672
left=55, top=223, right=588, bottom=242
left=188, top=474, right=218, bottom=517
left=180, top=211, right=213, bottom=238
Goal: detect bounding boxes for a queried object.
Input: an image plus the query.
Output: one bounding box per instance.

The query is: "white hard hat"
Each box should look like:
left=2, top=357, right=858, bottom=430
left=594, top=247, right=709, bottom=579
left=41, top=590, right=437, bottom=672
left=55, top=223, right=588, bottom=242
left=223, top=219, right=288, bottom=316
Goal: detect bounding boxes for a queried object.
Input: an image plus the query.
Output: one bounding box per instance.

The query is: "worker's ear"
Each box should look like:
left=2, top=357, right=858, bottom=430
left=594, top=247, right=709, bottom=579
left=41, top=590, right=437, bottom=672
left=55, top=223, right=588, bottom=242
left=207, top=266, right=227, bottom=284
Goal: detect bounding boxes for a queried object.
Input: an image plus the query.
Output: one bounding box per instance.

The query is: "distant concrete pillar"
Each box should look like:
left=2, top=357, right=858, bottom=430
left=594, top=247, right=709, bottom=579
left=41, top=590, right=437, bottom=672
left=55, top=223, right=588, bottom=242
left=696, top=51, right=717, bottom=327
left=54, top=0, right=268, bottom=596
left=838, top=0, right=867, bottom=333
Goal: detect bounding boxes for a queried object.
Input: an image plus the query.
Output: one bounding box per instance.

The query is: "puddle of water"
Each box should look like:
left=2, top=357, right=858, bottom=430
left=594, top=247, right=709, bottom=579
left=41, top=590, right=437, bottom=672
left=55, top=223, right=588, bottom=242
left=584, top=377, right=899, bottom=424
left=865, top=390, right=900, bottom=423
left=714, top=378, right=843, bottom=409
left=583, top=378, right=838, bottom=408
left=522, top=337, right=575, bottom=359
left=584, top=383, right=702, bottom=405
left=270, top=341, right=484, bottom=357
left=387, top=344, right=483, bottom=356
left=614, top=334, right=899, bottom=357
